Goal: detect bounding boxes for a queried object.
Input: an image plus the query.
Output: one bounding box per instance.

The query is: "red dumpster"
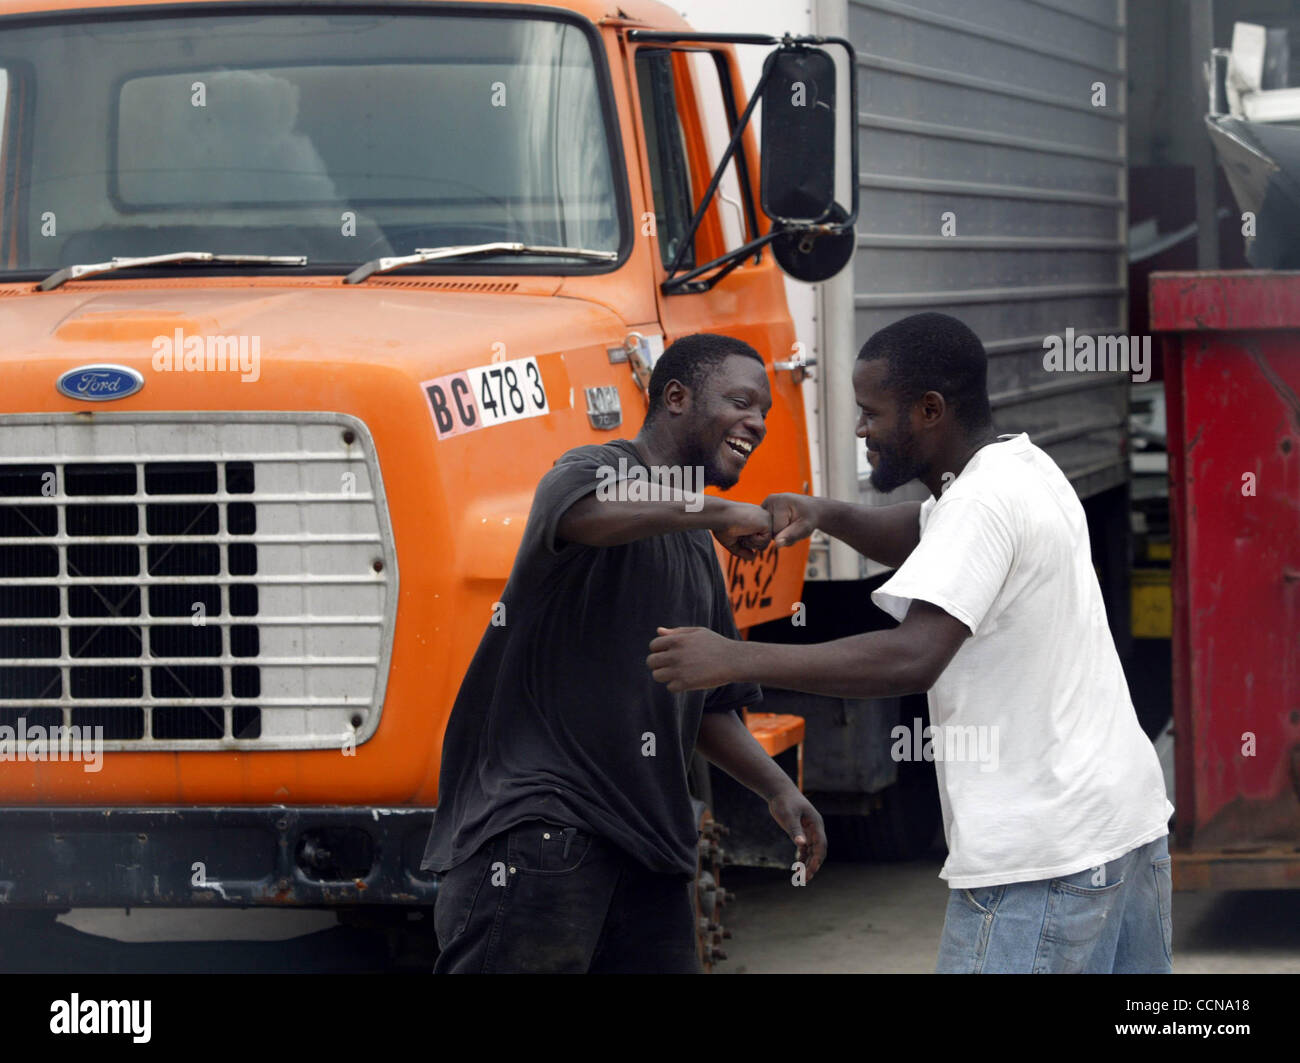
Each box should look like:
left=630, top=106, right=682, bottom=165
left=1150, top=271, right=1300, bottom=890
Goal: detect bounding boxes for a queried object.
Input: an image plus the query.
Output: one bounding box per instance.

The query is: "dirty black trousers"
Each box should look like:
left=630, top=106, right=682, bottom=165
left=432, top=819, right=700, bottom=973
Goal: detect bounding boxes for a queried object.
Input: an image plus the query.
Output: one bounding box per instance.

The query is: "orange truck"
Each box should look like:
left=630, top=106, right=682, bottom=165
left=0, top=0, right=859, bottom=963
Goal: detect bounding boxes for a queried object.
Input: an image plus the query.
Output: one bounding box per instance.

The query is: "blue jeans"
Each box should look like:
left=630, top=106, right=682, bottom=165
left=936, top=833, right=1173, bottom=973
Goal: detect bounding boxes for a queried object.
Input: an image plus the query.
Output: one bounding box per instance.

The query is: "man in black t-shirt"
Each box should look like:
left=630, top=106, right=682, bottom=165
left=422, top=333, right=826, bottom=973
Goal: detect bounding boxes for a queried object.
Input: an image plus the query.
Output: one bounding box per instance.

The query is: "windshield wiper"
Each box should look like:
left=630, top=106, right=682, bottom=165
left=37, top=252, right=308, bottom=292
left=344, top=242, right=618, bottom=284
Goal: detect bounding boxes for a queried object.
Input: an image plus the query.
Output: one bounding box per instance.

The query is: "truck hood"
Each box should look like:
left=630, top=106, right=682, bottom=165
left=0, top=280, right=629, bottom=386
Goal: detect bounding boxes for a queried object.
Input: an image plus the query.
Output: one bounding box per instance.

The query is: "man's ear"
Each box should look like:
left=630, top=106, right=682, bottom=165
left=919, top=390, right=947, bottom=427
left=662, top=378, right=691, bottom=416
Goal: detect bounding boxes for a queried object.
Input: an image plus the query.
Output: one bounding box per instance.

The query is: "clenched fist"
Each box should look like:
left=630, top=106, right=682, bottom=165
left=647, top=626, right=738, bottom=693
left=711, top=500, right=773, bottom=561
left=762, top=493, right=822, bottom=547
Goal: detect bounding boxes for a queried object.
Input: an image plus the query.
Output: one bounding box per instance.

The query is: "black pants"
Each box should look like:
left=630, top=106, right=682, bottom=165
left=432, top=819, right=700, bottom=973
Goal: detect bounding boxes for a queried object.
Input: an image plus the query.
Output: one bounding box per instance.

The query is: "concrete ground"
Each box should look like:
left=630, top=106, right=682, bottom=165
left=719, top=855, right=1300, bottom=974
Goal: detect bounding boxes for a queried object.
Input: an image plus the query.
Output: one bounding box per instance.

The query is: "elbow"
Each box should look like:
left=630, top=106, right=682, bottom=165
left=900, top=654, right=941, bottom=695
left=693, top=711, right=731, bottom=761
left=841, top=657, right=931, bottom=699
left=910, top=668, right=939, bottom=695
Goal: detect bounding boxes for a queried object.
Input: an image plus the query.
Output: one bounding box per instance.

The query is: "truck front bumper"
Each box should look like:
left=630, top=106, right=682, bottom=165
left=0, top=807, right=439, bottom=908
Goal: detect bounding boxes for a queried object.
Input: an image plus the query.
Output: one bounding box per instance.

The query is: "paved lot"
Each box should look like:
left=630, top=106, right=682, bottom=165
left=720, top=857, right=1300, bottom=974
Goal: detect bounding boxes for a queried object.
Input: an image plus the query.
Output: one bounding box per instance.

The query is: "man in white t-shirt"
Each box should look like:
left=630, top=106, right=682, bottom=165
left=647, top=312, right=1175, bottom=973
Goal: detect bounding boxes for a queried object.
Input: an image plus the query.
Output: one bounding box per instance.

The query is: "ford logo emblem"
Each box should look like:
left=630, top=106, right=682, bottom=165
left=56, top=364, right=145, bottom=401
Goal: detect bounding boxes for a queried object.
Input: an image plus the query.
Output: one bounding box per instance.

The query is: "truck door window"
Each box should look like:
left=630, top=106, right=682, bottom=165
left=683, top=50, right=756, bottom=256
left=635, top=48, right=758, bottom=276
left=635, top=50, right=696, bottom=270
left=0, top=67, right=11, bottom=267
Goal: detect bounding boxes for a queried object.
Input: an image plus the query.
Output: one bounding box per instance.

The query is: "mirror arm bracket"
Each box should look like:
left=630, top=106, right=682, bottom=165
left=626, top=30, right=860, bottom=288
left=660, top=229, right=784, bottom=294
left=660, top=51, right=774, bottom=278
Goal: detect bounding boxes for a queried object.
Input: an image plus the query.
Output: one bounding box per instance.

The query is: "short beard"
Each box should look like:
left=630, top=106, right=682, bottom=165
left=701, top=445, right=739, bottom=490
left=680, top=435, right=737, bottom=491
left=868, top=422, right=926, bottom=493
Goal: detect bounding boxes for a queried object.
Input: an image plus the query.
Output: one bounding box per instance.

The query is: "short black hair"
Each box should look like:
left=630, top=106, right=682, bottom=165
left=645, top=333, right=765, bottom=424
left=857, top=312, right=993, bottom=432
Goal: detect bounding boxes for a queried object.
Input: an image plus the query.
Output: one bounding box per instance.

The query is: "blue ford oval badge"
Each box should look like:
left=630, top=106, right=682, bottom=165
left=56, top=364, right=144, bottom=401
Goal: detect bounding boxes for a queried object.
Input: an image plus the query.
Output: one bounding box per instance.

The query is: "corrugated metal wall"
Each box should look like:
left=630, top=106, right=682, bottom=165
left=845, top=0, right=1129, bottom=501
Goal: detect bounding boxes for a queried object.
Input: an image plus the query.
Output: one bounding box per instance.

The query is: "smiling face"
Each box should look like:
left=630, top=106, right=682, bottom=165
left=853, top=358, right=929, bottom=493
left=676, top=354, right=771, bottom=490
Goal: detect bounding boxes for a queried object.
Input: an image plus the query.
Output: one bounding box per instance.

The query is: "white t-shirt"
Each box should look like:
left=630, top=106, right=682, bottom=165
left=872, top=433, right=1173, bottom=889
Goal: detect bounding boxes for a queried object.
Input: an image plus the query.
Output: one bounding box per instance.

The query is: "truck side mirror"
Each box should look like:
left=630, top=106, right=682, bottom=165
left=760, top=47, right=838, bottom=223
left=628, top=28, right=858, bottom=292
left=760, top=45, right=855, bottom=282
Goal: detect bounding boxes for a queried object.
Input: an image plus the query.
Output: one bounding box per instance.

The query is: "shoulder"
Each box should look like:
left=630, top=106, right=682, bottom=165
left=929, top=490, right=1013, bottom=528
left=928, top=478, right=1020, bottom=547
left=946, top=441, right=1042, bottom=514
left=541, top=441, right=641, bottom=487
left=551, top=440, right=637, bottom=471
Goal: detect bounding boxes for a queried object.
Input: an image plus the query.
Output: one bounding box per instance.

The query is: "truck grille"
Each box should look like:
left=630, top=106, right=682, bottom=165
left=0, top=413, right=396, bottom=750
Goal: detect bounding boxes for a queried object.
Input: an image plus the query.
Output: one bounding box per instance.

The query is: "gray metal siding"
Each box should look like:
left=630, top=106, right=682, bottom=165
left=847, top=0, right=1129, bottom=499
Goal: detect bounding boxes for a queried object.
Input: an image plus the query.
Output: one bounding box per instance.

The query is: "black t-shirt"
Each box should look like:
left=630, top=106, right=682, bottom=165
left=421, top=439, right=761, bottom=879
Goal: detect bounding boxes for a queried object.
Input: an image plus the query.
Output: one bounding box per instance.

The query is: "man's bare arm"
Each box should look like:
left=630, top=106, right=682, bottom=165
left=695, top=711, right=826, bottom=877
left=764, top=494, right=922, bottom=569
left=649, top=601, right=970, bottom=699
left=557, top=491, right=772, bottom=558
left=695, top=711, right=794, bottom=800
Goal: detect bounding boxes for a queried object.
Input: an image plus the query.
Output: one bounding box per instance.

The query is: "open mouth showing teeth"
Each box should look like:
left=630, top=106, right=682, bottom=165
left=725, top=437, right=753, bottom=459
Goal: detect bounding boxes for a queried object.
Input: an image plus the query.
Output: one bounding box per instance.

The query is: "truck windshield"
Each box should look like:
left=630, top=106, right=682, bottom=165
left=0, top=8, right=624, bottom=275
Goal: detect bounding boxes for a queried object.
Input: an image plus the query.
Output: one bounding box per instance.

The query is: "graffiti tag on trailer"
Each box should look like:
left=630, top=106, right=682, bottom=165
left=726, top=543, right=780, bottom=615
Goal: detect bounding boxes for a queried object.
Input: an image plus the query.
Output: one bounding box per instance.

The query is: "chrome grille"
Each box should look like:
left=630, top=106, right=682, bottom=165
left=0, top=413, right=396, bottom=750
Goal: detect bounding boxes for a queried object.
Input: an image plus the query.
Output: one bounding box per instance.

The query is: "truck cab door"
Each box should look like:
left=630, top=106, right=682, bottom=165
left=627, top=41, right=811, bottom=629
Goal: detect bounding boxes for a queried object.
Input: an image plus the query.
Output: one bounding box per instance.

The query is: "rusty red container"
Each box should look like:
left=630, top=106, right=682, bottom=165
left=1150, top=271, right=1300, bottom=890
